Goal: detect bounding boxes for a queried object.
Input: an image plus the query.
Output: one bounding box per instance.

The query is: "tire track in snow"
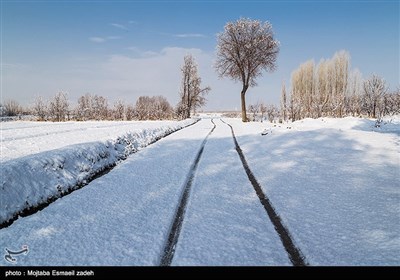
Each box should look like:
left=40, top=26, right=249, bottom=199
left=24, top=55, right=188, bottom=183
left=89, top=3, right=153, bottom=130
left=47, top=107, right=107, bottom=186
left=221, top=119, right=307, bottom=266
left=160, top=119, right=216, bottom=266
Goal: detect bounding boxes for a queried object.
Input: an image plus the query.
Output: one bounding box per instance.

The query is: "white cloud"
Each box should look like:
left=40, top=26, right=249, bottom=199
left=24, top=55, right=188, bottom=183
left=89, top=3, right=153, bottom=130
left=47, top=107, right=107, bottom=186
left=89, top=37, right=106, bottom=43
left=106, top=36, right=121, bottom=40
left=110, top=23, right=128, bottom=30
left=126, top=47, right=159, bottom=57
left=91, top=47, right=243, bottom=110
left=3, top=47, right=282, bottom=111
left=89, top=36, right=121, bottom=43
left=173, top=33, right=207, bottom=38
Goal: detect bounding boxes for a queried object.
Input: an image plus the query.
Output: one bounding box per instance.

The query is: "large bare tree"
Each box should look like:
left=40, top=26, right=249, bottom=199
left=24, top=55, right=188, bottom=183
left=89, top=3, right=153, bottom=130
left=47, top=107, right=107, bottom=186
left=215, top=18, right=279, bottom=122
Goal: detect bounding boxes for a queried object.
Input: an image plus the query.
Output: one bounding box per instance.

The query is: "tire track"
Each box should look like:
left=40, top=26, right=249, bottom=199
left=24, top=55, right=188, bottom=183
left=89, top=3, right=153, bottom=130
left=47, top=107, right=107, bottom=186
left=221, top=119, right=307, bottom=266
left=160, top=119, right=216, bottom=266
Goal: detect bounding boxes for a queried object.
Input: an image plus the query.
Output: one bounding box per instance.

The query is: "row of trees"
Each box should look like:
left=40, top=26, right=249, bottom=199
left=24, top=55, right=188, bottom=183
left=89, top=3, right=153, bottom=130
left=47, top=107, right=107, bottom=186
left=2, top=52, right=211, bottom=122
left=283, top=50, right=399, bottom=121
left=248, top=102, right=279, bottom=123
left=246, top=76, right=399, bottom=124
left=0, top=92, right=175, bottom=122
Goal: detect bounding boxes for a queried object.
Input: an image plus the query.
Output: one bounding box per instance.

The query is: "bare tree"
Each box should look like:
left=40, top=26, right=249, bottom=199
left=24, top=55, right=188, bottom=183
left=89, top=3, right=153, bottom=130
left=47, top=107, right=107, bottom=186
left=113, top=99, right=126, bottom=121
left=266, top=104, right=279, bottom=123
left=32, top=95, right=48, bottom=121
left=154, top=96, right=173, bottom=120
left=291, top=59, right=315, bottom=119
left=345, top=69, right=363, bottom=116
left=382, top=87, right=400, bottom=117
left=259, top=102, right=267, bottom=122
left=289, top=50, right=353, bottom=119
left=362, top=75, right=388, bottom=118
left=177, top=54, right=210, bottom=119
left=280, top=82, right=287, bottom=121
left=248, top=102, right=259, bottom=121
left=215, top=18, right=279, bottom=122
left=315, top=58, right=330, bottom=117
left=76, top=93, right=92, bottom=121
left=4, top=99, right=22, bottom=116
left=48, top=92, right=69, bottom=122
left=135, top=96, right=150, bottom=120
left=125, top=104, right=135, bottom=121
left=92, top=95, right=109, bottom=120
left=332, top=50, right=350, bottom=118
left=135, top=95, right=173, bottom=120
left=75, top=93, right=109, bottom=121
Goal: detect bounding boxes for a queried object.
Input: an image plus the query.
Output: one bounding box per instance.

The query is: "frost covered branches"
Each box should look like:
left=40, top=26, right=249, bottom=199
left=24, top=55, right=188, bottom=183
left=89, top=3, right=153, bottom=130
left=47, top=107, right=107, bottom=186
left=135, top=96, right=173, bottom=120
left=24, top=92, right=174, bottom=122
left=215, top=18, right=279, bottom=122
left=247, top=102, right=278, bottom=123
left=48, top=92, right=70, bottom=122
left=76, top=93, right=109, bottom=121
left=362, top=75, right=388, bottom=119
left=3, top=100, right=22, bottom=117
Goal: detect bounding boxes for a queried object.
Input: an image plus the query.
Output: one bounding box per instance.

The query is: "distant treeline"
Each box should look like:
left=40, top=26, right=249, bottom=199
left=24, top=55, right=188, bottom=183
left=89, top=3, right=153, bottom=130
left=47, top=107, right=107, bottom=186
left=0, top=93, right=176, bottom=122
left=1, top=55, right=210, bottom=122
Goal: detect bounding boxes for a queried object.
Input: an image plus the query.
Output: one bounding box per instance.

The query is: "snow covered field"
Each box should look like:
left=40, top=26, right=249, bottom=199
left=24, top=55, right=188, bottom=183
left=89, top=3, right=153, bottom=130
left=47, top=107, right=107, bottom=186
left=228, top=116, right=400, bottom=265
left=0, top=119, right=197, bottom=226
left=0, top=116, right=399, bottom=266
left=0, top=120, right=197, bottom=162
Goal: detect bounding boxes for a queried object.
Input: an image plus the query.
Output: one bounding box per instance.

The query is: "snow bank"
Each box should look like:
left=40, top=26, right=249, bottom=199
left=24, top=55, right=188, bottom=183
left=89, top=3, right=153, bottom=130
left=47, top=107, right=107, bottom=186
left=1, top=120, right=199, bottom=162
left=0, top=119, right=197, bottom=226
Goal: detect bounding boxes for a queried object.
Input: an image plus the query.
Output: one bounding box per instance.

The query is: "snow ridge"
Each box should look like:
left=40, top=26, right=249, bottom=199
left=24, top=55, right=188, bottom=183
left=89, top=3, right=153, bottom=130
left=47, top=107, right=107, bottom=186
left=0, top=119, right=197, bottom=227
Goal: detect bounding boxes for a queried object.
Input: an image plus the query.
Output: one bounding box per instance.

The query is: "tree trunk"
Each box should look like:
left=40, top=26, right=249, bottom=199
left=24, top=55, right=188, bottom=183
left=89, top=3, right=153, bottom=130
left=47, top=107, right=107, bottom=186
left=241, top=85, right=248, bottom=122
left=372, top=101, right=376, bottom=119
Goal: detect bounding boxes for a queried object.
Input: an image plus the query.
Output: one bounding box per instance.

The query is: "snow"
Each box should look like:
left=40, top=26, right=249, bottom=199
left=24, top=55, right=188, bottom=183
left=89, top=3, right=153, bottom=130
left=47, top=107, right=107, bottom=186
left=0, top=116, right=398, bottom=266
left=172, top=119, right=290, bottom=265
left=226, top=116, right=400, bottom=265
left=0, top=119, right=213, bottom=265
left=0, top=119, right=196, bottom=225
left=0, top=120, right=196, bottom=162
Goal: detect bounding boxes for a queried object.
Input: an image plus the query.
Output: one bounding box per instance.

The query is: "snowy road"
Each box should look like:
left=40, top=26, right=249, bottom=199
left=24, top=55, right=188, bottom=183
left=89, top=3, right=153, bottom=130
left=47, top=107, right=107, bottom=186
left=171, top=119, right=291, bottom=265
left=1, top=117, right=398, bottom=266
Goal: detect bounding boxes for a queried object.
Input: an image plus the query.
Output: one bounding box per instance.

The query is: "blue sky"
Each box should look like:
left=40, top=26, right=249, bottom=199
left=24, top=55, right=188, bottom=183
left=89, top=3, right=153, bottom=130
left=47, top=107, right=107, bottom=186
left=2, top=0, right=399, bottom=111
